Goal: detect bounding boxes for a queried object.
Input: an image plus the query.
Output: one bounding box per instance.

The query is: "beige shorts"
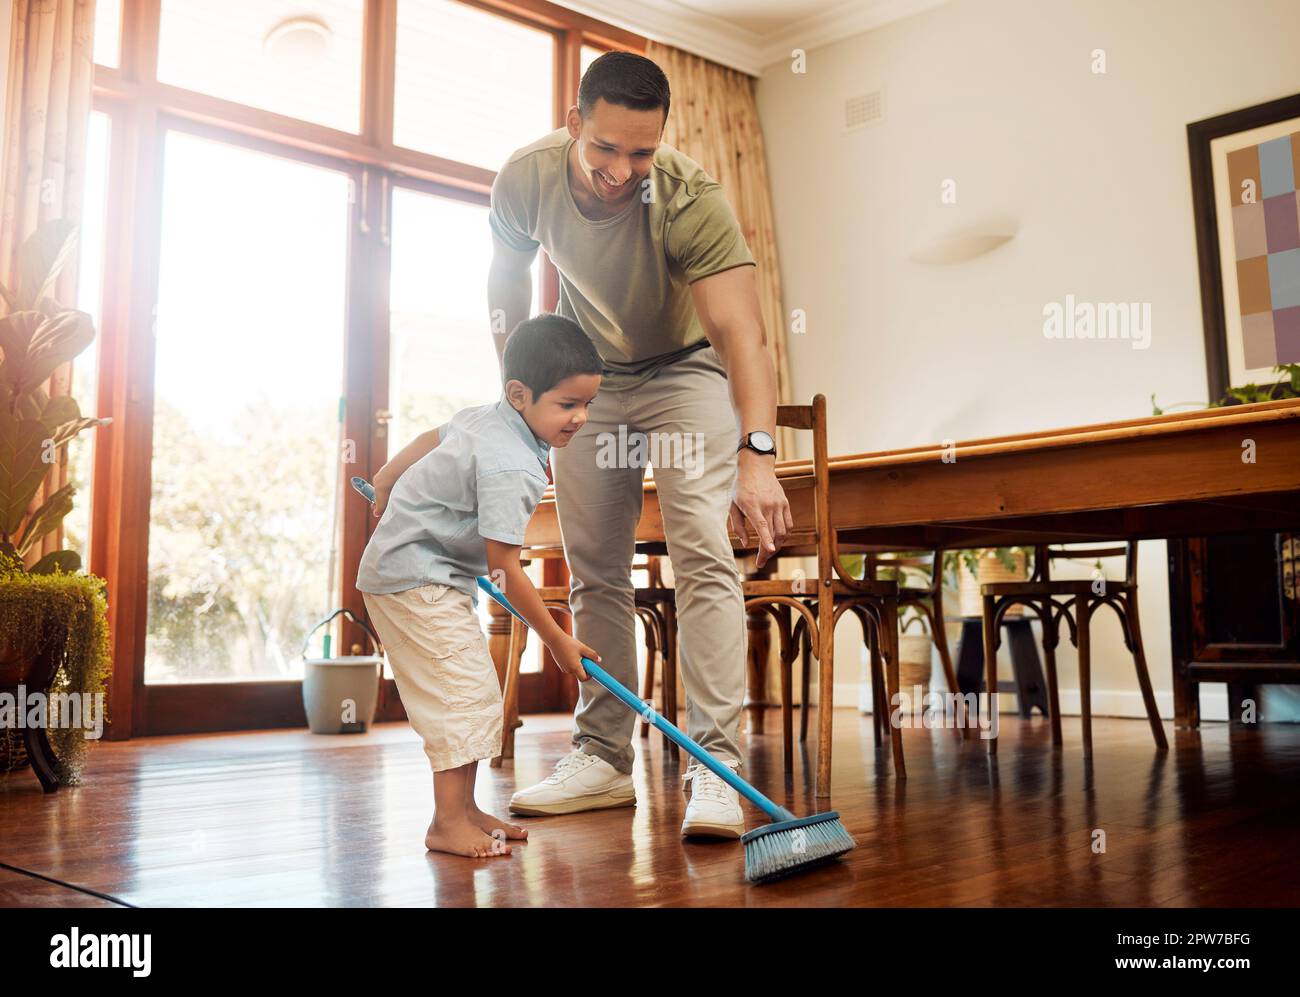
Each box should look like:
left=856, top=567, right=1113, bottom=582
left=361, top=582, right=503, bottom=772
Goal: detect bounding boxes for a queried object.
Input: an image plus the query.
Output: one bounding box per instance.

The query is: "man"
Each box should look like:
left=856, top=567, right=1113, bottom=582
left=491, top=52, right=791, bottom=839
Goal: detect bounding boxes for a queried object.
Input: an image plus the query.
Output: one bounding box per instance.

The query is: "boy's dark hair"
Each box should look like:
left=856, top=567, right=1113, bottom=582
left=503, top=314, right=602, bottom=398
left=578, top=51, right=670, bottom=122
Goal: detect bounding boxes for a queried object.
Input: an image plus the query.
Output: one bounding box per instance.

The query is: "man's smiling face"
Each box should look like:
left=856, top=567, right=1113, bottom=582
left=566, top=98, right=663, bottom=207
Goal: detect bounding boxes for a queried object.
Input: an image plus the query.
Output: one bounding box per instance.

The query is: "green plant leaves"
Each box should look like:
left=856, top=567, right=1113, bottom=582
left=15, top=219, right=78, bottom=311
left=29, top=549, right=82, bottom=575
left=14, top=482, right=75, bottom=555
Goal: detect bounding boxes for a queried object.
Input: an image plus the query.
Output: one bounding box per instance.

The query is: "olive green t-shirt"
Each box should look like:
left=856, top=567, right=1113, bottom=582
left=488, top=128, right=756, bottom=389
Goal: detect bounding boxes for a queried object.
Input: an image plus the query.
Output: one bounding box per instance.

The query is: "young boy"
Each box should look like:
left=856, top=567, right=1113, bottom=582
left=356, top=314, right=603, bottom=859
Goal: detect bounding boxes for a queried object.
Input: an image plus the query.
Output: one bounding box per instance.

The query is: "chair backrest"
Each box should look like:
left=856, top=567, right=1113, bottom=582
left=775, top=395, right=833, bottom=584
left=864, top=549, right=944, bottom=594
left=1035, top=541, right=1138, bottom=585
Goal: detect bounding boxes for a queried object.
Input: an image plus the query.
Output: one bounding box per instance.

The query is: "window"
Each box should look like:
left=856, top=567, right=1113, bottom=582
left=93, top=0, right=122, bottom=68
left=394, top=0, right=555, bottom=170
left=145, top=131, right=352, bottom=682
left=65, top=111, right=113, bottom=568
left=157, top=0, right=365, bottom=133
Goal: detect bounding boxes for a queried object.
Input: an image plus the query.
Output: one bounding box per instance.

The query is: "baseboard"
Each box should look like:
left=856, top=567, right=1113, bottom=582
left=839, top=681, right=1233, bottom=723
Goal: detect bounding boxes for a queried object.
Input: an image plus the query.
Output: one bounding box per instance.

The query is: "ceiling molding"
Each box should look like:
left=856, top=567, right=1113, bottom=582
left=758, top=0, right=951, bottom=69
left=553, top=0, right=949, bottom=76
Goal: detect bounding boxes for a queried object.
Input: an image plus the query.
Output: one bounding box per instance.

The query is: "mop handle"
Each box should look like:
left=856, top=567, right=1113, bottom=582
left=475, top=575, right=791, bottom=822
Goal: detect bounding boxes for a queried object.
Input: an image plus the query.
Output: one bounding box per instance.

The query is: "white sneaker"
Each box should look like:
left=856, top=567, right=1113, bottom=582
left=509, top=748, right=636, bottom=816
left=680, top=758, right=746, bottom=839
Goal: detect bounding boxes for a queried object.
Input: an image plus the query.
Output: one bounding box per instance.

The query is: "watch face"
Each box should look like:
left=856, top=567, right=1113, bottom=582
left=749, top=431, right=775, bottom=452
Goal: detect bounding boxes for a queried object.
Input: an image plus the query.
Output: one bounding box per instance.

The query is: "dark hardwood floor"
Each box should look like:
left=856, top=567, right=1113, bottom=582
left=1, top=708, right=1297, bottom=906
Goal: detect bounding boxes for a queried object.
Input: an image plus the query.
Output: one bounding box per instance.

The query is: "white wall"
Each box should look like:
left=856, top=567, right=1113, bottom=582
left=755, top=0, right=1300, bottom=722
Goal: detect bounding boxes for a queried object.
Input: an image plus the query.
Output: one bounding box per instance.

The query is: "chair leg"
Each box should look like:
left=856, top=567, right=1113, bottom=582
left=493, top=616, right=527, bottom=768
left=932, top=610, right=960, bottom=697
left=663, top=603, right=679, bottom=759
left=815, top=600, right=836, bottom=800
left=799, top=623, right=812, bottom=743
left=1041, top=599, right=1063, bottom=747
left=781, top=634, right=794, bottom=775
left=639, top=618, right=656, bottom=741
left=982, top=594, right=1000, bottom=754
left=1078, top=598, right=1093, bottom=759
left=1125, top=593, right=1168, bottom=750
left=868, top=618, right=884, bottom=748
left=882, top=598, right=906, bottom=778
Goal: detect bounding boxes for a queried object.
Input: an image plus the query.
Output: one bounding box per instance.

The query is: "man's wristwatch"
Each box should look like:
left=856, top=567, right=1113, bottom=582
left=737, top=430, right=777, bottom=457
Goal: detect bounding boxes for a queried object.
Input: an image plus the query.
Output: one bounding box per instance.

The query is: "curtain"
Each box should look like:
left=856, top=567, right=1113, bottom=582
left=646, top=41, right=795, bottom=461
left=0, top=0, right=98, bottom=563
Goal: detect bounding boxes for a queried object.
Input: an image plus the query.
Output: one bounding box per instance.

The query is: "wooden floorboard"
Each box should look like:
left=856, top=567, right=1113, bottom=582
left=1, top=709, right=1296, bottom=907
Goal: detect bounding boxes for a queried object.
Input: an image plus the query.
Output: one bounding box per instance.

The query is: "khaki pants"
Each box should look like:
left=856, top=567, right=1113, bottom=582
left=361, top=583, right=503, bottom=771
left=552, top=344, right=747, bottom=776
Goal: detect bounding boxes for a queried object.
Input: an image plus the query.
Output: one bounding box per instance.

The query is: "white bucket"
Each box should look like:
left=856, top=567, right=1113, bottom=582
left=302, top=655, right=382, bottom=734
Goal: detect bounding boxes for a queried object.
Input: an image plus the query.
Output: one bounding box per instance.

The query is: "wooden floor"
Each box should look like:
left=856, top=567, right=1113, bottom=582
left=2, top=707, right=1298, bottom=907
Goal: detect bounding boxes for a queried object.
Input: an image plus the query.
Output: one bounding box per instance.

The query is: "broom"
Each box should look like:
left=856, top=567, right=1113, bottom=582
left=351, top=476, right=855, bottom=883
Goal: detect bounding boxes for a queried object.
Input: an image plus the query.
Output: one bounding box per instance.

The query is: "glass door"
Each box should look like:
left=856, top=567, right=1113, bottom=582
left=144, top=126, right=354, bottom=684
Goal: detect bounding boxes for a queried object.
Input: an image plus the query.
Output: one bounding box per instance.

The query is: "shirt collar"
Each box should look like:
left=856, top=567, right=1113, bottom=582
left=495, top=392, right=552, bottom=467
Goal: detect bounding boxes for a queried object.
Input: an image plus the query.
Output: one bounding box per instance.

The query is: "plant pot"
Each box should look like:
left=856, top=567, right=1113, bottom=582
left=898, top=633, right=933, bottom=694
left=958, top=551, right=1028, bottom=618
left=302, top=655, right=382, bottom=734
left=0, top=631, right=34, bottom=687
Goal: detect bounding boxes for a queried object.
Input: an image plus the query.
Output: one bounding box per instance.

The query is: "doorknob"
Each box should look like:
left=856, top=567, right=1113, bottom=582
left=375, top=408, right=392, bottom=438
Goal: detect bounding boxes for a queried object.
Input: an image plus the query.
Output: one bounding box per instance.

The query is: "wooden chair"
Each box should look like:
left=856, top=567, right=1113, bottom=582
left=742, top=395, right=903, bottom=797
left=980, top=542, right=1167, bottom=757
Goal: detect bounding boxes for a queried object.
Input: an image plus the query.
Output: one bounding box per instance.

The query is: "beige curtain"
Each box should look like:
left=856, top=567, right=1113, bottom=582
left=646, top=41, right=796, bottom=461
left=1, top=0, right=97, bottom=563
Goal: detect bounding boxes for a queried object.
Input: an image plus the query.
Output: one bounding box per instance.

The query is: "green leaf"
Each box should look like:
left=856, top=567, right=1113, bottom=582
left=19, top=310, right=95, bottom=395
left=16, top=219, right=78, bottom=310
left=14, top=482, right=76, bottom=556
left=0, top=409, right=55, bottom=535
left=29, top=549, right=81, bottom=575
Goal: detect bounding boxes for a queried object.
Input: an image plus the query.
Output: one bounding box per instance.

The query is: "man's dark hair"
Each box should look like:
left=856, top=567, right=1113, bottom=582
left=578, top=51, right=670, bottom=121
left=503, top=314, right=602, bottom=398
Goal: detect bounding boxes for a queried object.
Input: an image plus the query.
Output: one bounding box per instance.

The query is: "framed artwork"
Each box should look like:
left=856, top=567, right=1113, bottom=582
left=1188, top=93, right=1300, bottom=398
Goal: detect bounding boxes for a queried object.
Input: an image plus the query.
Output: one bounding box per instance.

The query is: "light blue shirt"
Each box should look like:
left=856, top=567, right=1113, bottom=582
left=356, top=393, right=552, bottom=607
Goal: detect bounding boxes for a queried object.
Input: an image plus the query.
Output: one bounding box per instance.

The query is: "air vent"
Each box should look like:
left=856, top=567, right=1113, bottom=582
left=844, top=90, right=885, bottom=131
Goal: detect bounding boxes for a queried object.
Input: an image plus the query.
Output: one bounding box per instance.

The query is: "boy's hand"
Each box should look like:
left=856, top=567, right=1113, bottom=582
left=372, top=480, right=392, bottom=520
left=549, top=634, right=599, bottom=681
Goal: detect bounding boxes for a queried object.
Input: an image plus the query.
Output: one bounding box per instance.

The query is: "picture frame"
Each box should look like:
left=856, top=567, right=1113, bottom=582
left=1187, top=93, right=1300, bottom=399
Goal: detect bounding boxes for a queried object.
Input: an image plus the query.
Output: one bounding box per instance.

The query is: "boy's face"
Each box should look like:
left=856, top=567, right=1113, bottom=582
left=506, top=373, right=602, bottom=448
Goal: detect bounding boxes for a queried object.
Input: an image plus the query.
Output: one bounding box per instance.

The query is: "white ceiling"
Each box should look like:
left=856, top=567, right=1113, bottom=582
left=557, top=0, right=950, bottom=75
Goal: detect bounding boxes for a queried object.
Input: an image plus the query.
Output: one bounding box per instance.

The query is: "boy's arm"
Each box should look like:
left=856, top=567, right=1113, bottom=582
left=484, top=539, right=599, bottom=681
left=372, top=426, right=441, bottom=519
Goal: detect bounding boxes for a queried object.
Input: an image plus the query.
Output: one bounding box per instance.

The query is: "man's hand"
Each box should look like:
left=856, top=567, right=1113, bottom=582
left=549, top=633, right=600, bottom=681
left=729, top=449, right=793, bottom=569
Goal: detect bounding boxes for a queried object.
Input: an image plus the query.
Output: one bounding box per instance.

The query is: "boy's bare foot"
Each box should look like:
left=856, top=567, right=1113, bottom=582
left=468, top=806, right=529, bottom=841
left=425, top=818, right=513, bottom=857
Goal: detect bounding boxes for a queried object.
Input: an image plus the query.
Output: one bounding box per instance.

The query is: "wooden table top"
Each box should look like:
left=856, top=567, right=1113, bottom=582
left=521, top=398, right=1300, bottom=553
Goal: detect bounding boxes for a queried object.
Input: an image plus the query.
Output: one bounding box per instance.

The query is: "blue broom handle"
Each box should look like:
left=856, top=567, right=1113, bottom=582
left=475, top=575, right=792, bottom=822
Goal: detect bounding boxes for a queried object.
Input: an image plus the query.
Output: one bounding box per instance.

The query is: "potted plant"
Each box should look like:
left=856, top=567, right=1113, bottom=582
left=0, top=219, right=113, bottom=785
left=1151, top=362, right=1299, bottom=414
left=943, top=548, right=1033, bottom=618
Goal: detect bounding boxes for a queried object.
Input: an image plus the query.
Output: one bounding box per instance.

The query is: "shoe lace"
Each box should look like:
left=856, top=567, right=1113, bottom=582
left=684, top=761, right=737, bottom=805
left=543, top=749, right=594, bottom=784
